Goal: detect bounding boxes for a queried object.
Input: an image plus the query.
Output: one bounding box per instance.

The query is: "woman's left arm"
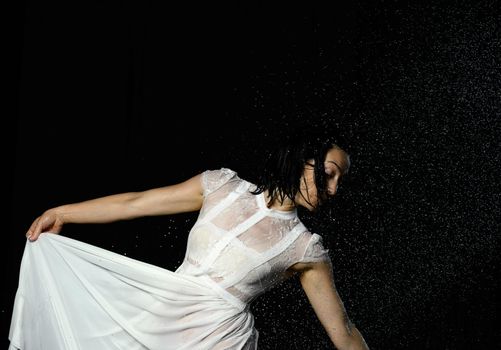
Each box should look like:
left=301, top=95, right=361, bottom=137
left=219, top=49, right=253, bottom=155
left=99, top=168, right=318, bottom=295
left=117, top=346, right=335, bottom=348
left=298, top=260, right=370, bottom=350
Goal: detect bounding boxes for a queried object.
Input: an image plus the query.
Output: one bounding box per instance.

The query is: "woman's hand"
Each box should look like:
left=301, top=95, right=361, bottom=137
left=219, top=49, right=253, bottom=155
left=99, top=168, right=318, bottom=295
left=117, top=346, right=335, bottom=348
left=26, top=209, right=64, bottom=242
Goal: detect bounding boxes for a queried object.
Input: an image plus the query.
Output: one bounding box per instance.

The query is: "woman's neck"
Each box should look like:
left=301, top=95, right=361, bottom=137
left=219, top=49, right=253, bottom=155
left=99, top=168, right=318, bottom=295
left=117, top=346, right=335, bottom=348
left=264, top=190, right=296, bottom=212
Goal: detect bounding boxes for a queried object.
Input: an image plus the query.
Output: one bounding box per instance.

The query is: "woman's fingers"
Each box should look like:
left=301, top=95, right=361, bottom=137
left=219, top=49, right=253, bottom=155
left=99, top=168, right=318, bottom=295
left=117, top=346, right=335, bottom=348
left=27, top=215, right=54, bottom=241
left=26, top=216, right=41, bottom=240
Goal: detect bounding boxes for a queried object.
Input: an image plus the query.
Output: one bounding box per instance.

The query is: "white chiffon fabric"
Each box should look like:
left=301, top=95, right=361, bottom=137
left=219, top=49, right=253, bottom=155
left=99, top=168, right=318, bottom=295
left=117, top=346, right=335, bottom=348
left=8, top=168, right=331, bottom=350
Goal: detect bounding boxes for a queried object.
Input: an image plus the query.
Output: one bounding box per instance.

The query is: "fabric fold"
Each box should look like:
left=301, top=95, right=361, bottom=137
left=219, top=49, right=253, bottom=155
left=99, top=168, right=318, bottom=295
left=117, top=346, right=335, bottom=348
left=8, top=233, right=256, bottom=350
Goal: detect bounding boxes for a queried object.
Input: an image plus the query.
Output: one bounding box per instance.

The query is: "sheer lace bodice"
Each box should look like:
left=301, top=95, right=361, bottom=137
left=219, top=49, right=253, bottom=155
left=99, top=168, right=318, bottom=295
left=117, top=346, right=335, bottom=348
left=175, top=168, right=331, bottom=305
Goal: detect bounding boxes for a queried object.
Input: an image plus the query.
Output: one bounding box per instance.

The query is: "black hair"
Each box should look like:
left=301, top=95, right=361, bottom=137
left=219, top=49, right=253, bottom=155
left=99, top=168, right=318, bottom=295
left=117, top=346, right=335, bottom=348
left=251, top=126, right=351, bottom=208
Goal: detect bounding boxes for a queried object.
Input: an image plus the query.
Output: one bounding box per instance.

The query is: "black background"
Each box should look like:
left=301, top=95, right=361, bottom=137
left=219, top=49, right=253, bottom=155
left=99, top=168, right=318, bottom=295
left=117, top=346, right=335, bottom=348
left=5, top=1, right=500, bottom=349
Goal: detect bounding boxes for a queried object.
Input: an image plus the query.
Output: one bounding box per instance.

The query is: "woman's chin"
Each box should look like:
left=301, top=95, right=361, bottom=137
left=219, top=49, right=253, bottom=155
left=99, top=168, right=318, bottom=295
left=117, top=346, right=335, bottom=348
left=307, top=202, right=320, bottom=212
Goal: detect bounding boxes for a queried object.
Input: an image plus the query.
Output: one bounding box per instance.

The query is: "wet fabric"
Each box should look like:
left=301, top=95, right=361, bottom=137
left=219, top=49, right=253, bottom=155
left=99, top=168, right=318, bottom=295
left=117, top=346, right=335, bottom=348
left=8, top=168, right=331, bottom=349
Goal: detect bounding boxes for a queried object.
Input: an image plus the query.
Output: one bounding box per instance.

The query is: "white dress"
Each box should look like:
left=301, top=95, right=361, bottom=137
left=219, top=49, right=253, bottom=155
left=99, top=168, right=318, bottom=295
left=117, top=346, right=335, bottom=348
left=8, top=168, right=331, bottom=350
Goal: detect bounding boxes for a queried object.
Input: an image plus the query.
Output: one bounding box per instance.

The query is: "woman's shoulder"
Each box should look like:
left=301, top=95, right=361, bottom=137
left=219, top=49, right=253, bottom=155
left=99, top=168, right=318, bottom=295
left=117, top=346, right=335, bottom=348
left=201, top=167, right=242, bottom=195
left=287, top=231, right=331, bottom=273
left=202, top=167, right=238, bottom=182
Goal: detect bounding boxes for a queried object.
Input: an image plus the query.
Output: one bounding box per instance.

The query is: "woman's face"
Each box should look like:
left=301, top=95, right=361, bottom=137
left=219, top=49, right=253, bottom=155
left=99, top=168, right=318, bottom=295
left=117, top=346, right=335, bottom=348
left=296, top=146, right=351, bottom=211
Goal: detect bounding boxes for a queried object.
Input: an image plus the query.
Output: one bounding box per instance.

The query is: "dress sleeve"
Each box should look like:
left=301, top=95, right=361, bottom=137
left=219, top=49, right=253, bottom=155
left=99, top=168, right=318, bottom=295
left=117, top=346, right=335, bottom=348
left=201, top=168, right=237, bottom=196
left=298, top=233, right=331, bottom=264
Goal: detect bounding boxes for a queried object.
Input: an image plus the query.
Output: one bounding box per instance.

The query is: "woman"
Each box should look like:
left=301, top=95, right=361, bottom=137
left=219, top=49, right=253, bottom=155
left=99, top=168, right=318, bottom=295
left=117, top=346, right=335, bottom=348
left=9, top=128, right=370, bottom=350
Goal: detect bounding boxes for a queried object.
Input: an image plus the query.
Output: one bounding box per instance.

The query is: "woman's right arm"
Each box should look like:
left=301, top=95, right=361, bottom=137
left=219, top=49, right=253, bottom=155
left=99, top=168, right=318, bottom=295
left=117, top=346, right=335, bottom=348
left=296, top=260, right=370, bottom=350
left=26, top=173, right=204, bottom=241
